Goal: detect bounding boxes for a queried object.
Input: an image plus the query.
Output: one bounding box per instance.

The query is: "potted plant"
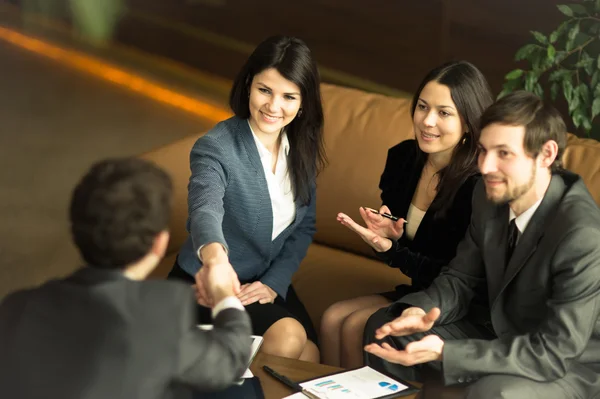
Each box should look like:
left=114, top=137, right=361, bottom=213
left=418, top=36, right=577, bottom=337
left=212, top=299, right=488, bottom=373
left=501, top=0, right=600, bottom=138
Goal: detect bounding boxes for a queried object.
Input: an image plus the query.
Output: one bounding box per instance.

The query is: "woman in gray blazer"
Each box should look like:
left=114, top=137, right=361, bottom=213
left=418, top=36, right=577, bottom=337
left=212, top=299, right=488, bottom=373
left=168, top=35, right=326, bottom=362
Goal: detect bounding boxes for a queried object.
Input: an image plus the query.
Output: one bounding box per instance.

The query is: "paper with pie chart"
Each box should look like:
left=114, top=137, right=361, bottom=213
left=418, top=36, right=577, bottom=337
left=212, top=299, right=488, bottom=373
left=296, top=366, right=410, bottom=399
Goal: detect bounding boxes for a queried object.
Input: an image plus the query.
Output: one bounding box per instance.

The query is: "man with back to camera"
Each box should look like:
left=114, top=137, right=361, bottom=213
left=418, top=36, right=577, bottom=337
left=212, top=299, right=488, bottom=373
left=0, top=158, right=252, bottom=399
left=363, top=91, right=600, bottom=398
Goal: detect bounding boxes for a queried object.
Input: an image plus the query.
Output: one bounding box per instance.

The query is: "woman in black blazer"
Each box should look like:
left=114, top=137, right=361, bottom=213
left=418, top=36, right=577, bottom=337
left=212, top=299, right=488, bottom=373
left=320, top=61, right=493, bottom=368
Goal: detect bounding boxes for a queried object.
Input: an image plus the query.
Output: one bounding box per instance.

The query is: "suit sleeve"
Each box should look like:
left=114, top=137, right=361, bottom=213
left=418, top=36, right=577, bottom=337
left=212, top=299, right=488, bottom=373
left=187, top=135, right=229, bottom=257
left=442, top=226, right=600, bottom=384
left=392, top=181, right=487, bottom=323
left=174, top=292, right=252, bottom=391
left=259, top=183, right=317, bottom=299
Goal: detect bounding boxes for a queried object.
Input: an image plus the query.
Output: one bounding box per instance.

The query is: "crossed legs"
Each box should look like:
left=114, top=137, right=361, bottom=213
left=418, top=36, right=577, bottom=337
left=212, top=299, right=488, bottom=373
left=320, top=295, right=391, bottom=367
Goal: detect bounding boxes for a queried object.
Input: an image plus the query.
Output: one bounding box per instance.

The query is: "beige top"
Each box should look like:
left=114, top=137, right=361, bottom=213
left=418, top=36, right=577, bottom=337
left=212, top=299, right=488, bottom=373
left=405, top=203, right=426, bottom=240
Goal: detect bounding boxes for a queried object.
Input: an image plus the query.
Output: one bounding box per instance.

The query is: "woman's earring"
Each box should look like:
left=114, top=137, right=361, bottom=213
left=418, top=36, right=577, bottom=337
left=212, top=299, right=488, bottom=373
left=462, top=133, right=468, bottom=145
left=297, top=108, right=303, bottom=117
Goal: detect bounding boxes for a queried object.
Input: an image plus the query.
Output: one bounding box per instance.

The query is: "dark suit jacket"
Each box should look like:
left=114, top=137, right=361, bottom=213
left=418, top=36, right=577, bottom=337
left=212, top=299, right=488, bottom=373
left=377, top=140, right=479, bottom=291
left=0, top=267, right=252, bottom=399
left=177, top=116, right=316, bottom=299
left=397, top=172, right=600, bottom=393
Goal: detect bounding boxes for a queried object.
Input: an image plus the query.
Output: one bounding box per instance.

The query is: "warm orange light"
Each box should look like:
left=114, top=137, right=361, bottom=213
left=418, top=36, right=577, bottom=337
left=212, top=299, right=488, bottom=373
left=0, top=26, right=231, bottom=122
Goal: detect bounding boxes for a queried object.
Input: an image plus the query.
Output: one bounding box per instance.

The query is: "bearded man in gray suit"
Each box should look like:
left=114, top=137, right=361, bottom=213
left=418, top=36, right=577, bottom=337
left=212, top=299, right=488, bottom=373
left=364, top=91, right=600, bottom=398
left=0, top=158, right=251, bottom=399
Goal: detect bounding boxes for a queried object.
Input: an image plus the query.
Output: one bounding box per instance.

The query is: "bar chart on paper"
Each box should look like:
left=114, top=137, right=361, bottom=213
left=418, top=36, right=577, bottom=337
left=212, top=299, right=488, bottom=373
left=298, top=366, right=410, bottom=399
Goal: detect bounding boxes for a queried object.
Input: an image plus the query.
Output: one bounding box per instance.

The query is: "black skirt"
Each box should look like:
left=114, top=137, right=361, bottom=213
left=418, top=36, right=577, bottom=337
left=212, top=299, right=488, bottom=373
left=168, top=259, right=319, bottom=345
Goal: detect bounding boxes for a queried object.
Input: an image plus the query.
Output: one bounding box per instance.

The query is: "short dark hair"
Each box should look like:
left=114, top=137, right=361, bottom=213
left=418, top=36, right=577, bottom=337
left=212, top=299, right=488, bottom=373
left=69, top=158, right=173, bottom=269
left=411, top=60, right=494, bottom=217
left=480, top=91, right=567, bottom=172
left=229, top=35, right=326, bottom=205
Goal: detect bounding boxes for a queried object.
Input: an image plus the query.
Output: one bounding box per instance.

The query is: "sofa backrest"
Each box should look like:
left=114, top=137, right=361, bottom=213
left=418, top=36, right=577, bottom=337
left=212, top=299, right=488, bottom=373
left=140, top=83, right=600, bottom=259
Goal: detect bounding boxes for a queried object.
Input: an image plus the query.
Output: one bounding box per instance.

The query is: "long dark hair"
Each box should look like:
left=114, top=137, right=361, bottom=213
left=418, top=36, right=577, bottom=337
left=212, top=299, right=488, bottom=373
left=411, top=60, right=493, bottom=217
left=229, top=35, right=326, bottom=206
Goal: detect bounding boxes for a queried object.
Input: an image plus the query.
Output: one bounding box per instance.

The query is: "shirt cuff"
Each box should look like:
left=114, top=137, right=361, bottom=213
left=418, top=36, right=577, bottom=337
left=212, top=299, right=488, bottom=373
left=197, top=242, right=229, bottom=261
left=212, top=296, right=245, bottom=319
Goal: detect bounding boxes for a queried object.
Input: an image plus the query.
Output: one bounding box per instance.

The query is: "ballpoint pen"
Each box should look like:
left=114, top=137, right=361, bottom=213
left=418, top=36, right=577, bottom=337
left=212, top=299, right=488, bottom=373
left=262, top=365, right=322, bottom=399
left=365, top=207, right=407, bottom=223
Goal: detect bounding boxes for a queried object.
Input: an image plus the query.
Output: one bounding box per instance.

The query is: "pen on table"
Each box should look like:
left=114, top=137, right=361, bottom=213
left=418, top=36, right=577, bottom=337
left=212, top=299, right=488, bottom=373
left=366, top=207, right=407, bottom=223
left=262, top=365, right=322, bottom=399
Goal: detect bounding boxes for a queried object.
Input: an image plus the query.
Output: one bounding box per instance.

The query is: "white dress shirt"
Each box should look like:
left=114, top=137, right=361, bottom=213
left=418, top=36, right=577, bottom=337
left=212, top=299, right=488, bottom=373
left=508, top=198, right=543, bottom=244
left=249, top=122, right=296, bottom=240
left=212, top=296, right=245, bottom=318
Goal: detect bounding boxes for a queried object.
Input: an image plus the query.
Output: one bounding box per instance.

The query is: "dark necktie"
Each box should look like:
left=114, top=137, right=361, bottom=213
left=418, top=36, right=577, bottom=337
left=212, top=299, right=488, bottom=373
left=506, top=218, right=519, bottom=266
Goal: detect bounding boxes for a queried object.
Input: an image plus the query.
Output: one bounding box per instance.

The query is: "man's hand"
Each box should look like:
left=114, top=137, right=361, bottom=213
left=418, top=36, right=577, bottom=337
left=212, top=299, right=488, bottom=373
left=337, top=212, right=394, bottom=252
left=374, top=307, right=441, bottom=339
left=194, top=260, right=241, bottom=308
left=364, top=335, right=444, bottom=366
left=194, top=243, right=241, bottom=307
left=237, top=281, right=277, bottom=306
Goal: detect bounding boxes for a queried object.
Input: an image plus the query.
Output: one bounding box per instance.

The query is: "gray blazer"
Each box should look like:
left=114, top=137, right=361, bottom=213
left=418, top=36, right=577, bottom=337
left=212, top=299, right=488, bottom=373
left=177, top=116, right=317, bottom=299
left=397, top=172, right=600, bottom=393
left=0, top=267, right=252, bottom=399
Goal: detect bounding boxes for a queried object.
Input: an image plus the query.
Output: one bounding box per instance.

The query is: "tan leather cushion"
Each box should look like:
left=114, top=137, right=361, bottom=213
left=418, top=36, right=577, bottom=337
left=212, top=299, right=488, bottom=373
left=564, top=133, right=600, bottom=206
left=315, top=84, right=413, bottom=258
left=140, top=134, right=202, bottom=255
left=292, top=243, right=410, bottom=331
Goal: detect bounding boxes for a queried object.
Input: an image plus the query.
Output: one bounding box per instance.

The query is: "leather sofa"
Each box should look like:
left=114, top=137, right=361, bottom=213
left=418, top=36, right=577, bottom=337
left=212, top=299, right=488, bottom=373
left=141, top=83, right=600, bottom=396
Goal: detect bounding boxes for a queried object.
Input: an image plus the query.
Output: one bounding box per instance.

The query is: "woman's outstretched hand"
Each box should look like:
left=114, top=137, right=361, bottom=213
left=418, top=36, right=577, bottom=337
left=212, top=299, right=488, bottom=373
left=337, top=206, right=405, bottom=252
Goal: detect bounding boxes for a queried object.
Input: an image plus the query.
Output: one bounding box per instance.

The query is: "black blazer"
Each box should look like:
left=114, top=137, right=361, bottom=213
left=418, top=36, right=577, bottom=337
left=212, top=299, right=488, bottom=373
left=0, top=268, right=252, bottom=399
left=377, top=140, right=478, bottom=291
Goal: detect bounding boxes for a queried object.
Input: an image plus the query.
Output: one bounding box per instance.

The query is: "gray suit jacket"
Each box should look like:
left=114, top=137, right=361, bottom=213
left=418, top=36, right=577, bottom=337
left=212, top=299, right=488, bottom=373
left=177, top=116, right=317, bottom=299
left=0, top=268, right=252, bottom=399
left=397, top=172, right=600, bottom=391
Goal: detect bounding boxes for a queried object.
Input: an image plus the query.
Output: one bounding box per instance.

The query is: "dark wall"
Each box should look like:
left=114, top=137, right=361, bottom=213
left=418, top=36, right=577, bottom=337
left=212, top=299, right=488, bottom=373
left=119, top=0, right=565, bottom=95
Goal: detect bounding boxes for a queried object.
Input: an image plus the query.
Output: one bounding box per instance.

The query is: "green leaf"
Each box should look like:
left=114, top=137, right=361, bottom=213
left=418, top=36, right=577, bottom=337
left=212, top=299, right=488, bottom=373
left=592, top=98, right=600, bottom=120
left=551, top=82, right=560, bottom=101
left=565, top=22, right=580, bottom=51
left=547, top=44, right=556, bottom=60
left=568, top=22, right=581, bottom=42
left=582, top=116, right=592, bottom=132
left=525, top=72, right=539, bottom=92
left=557, top=3, right=588, bottom=17
left=514, top=44, right=539, bottom=61
left=554, top=50, right=568, bottom=63
left=569, top=86, right=581, bottom=112
left=531, top=31, right=548, bottom=45
left=533, top=83, right=544, bottom=98
left=563, top=79, right=575, bottom=102
left=505, top=69, right=524, bottom=80
left=597, top=54, right=600, bottom=70
left=557, top=4, right=574, bottom=16
left=595, top=83, right=600, bottom=97
left=579, top=83, right=591, bottom=106
left=497, top=89, right=511, bottom=100
left=572, top=108, right=584, bottom=128
left=592, top=70, right=600, bottom=89
left=549, top=68, right=571, bottom=82
left=579, top=52, right=595, bottom=75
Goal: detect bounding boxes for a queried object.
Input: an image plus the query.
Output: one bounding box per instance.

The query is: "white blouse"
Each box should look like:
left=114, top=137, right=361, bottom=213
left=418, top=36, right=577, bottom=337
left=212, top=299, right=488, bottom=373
left=249, top=122, right=296, bottom=240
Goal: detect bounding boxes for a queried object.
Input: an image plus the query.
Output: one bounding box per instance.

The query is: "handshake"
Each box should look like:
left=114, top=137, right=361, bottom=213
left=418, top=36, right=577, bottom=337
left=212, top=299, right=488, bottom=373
left=193, top=259, right=240, bottom=308
left=192, top=242, right=278, bottom=307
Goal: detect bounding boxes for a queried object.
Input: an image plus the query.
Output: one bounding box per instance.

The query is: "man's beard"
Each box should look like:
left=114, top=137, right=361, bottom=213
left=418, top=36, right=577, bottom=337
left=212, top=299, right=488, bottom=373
left=485, top=163, right=536, bottom=205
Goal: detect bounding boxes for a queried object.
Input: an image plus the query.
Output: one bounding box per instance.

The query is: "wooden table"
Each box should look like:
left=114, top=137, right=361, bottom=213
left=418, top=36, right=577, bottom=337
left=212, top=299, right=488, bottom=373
left=250, top=352, right=421, bottom=399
